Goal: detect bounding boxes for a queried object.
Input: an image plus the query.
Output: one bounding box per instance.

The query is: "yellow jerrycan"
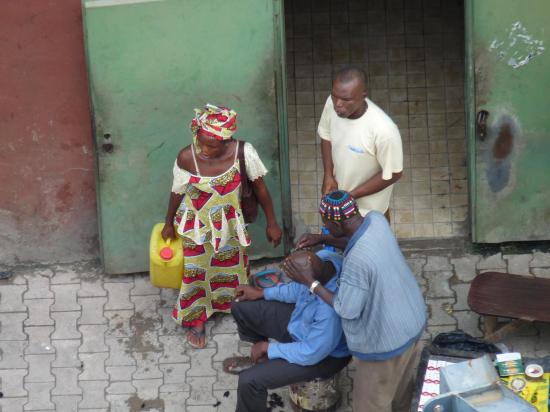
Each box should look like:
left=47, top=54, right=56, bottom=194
left=149, top=223, right=184, bottom=289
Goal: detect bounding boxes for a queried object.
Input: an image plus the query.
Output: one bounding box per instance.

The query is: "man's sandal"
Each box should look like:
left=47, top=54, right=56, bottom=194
left=222, top=356, right=254, bottom=375
left=187, top=327, right=207, bottom=349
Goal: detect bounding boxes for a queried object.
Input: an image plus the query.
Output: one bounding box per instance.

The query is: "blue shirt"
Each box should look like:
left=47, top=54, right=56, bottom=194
left=263, top=250, right=350, bottom=366
left=333, top=211, right=427, bottom=360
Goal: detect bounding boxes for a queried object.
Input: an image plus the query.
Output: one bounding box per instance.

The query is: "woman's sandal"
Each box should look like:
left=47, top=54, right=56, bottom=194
left=187, top=327, right=207, bottom=349
left=222, top=356, right=254, bottom=375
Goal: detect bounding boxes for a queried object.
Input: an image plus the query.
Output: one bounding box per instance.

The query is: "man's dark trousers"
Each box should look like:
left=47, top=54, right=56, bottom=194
left=231, top=299, right=350, bottom=412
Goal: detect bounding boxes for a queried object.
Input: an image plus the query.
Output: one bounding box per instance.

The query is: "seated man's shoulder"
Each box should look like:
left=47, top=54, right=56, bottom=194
left=316, top=250, right=343, bottom=266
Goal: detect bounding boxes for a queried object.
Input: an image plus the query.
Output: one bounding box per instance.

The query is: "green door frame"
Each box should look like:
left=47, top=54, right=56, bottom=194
left=464, top=0, right=476, bottom=241
left=273, top=0, right=293, bottom=252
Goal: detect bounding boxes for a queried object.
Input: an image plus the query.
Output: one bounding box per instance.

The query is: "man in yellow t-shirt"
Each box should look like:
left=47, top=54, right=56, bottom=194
left=318, top=66, right=403, bottom=219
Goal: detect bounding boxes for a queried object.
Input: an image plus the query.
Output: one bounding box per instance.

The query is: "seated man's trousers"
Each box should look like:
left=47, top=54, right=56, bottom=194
left=231, top=300, right=350, bottom=412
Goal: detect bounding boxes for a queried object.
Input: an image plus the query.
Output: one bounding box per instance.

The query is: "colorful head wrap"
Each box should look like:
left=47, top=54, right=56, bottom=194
left=190, top=103, right=237, bottom=141
left=319, top=191, right=359, bottom=221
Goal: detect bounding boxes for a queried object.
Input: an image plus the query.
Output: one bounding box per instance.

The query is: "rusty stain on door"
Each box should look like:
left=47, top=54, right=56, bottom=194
left=485, top=114, right=519, bottom=193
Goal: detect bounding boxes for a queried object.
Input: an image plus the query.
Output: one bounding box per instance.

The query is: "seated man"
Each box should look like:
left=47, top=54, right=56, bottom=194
left=228, top=250, right=350, bottom=412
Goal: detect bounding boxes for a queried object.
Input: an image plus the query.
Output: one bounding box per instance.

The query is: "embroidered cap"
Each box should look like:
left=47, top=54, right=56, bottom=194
left=319, top=190, right=359, bottom=221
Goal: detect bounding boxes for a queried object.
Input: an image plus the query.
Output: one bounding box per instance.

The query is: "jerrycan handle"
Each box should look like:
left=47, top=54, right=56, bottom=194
left=160, top=236, right=174, bottom=260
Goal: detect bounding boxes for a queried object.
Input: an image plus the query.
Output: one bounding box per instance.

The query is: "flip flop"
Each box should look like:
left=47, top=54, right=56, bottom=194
left=222, top=356, right=254, bottom=375
left=187, top=327, right=207, bottom=349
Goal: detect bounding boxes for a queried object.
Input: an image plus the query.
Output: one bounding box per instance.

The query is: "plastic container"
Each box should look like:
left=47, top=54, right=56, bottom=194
left=249, top=269, right=283, bottom=288
left=149, top=223, right=184, bottom=289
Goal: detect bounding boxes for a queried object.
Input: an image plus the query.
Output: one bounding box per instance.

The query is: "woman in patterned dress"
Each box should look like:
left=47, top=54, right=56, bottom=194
left=161, top=104, right=283, bottom=348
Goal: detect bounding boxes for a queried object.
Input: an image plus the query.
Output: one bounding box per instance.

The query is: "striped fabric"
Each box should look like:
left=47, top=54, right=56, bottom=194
left=333, top=211, right=427, bottom=359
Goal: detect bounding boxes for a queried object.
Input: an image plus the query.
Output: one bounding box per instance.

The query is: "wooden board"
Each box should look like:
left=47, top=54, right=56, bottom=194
left=468, top=271, right=550, bottom=322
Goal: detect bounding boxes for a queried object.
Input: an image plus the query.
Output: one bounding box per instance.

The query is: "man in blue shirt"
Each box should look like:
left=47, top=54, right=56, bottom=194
left=229, top=250, right=350, bottom=412
left=286, top=190, right=427, bottom=412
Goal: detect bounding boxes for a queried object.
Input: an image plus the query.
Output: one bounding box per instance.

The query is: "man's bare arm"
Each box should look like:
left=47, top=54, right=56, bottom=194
left=320, top=139, right=338, bottom=194
left=349, top=171, right=402, bottom=199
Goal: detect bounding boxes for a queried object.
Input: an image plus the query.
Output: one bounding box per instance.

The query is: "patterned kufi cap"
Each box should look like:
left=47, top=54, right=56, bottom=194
left=190, top=103, right=237, bottom=141
left=319, top=191, right=359, bottom=221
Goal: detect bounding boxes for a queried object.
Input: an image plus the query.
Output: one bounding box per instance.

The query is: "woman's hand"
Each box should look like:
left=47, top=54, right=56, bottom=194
left=266, top=223, right=283, bottom=247
left=250, top=177, right=282, bottom=248
left=234, top=285, right=264, bottom=302
left=161, top=223, right=176, bottom=240
left=295, top=233, right=324, bottom=250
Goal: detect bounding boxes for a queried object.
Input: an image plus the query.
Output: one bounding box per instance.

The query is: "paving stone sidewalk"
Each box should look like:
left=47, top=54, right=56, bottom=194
left=1, top=250, right=550, bottom=411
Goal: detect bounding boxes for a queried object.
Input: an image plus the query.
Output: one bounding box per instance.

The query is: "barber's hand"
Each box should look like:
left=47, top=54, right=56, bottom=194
left=234, top=285, right=263, bottom=302
left=280, top=255, right=316, bottom=287
left=161, top=223, right=176, bottom=240
left=322, top=174, right=338, bottom=195
left=295, top=233, right=323, bottom=250
left=251, top=341, right=269, bottom=363
left=266, top=223, right=283, bottom=247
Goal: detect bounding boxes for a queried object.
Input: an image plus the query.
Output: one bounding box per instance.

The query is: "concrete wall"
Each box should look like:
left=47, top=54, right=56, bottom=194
left=0, top=1, right=98, bottom=264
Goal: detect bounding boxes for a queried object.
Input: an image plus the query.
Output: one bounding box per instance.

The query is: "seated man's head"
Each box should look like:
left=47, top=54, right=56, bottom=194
left=319, top=190, right=360, bottom=237
left=284, top=250, right=335, bottom=286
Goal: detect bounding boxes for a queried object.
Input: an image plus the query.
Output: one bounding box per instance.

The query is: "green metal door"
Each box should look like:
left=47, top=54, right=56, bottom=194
left=83, top=0, right=289, bottom=274
left=465, top=0, right=550, bottom=242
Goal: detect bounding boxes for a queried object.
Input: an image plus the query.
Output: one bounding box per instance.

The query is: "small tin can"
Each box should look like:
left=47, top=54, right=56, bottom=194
left=509, top=376, right=527, bottom=392
left=524, top=363, right=544, bottom=381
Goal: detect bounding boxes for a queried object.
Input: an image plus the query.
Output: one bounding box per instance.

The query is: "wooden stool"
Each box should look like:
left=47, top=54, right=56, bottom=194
left=289, top=372, right=342, bottom=412
left=467, top=271, right=550, bottom=342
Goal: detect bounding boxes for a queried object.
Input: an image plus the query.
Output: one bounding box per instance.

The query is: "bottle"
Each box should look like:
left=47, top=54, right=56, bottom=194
left=321, top=227, right=336, bottom=252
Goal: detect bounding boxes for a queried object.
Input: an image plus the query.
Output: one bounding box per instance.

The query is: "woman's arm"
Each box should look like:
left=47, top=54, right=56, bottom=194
left=251, top=177, right=282, bottom=247
left=161, top=149, right=188, bottom=240
left=161, top=192, right=184, bottom=240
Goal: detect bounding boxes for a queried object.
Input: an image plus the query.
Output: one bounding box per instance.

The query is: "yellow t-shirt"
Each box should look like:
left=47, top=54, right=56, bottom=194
left=317, top=97, right=403, bottom=215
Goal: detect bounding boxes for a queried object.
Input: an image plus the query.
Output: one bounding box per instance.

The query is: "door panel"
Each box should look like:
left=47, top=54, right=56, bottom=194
left=83, top=0, right=288, bottom=273
left=466, top=0, right=550, bottom=242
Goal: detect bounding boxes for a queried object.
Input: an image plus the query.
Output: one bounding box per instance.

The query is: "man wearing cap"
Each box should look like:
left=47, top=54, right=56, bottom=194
left=318, top=66, right=403, bottom=220
left=284, top=190, right=426, bottom=412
